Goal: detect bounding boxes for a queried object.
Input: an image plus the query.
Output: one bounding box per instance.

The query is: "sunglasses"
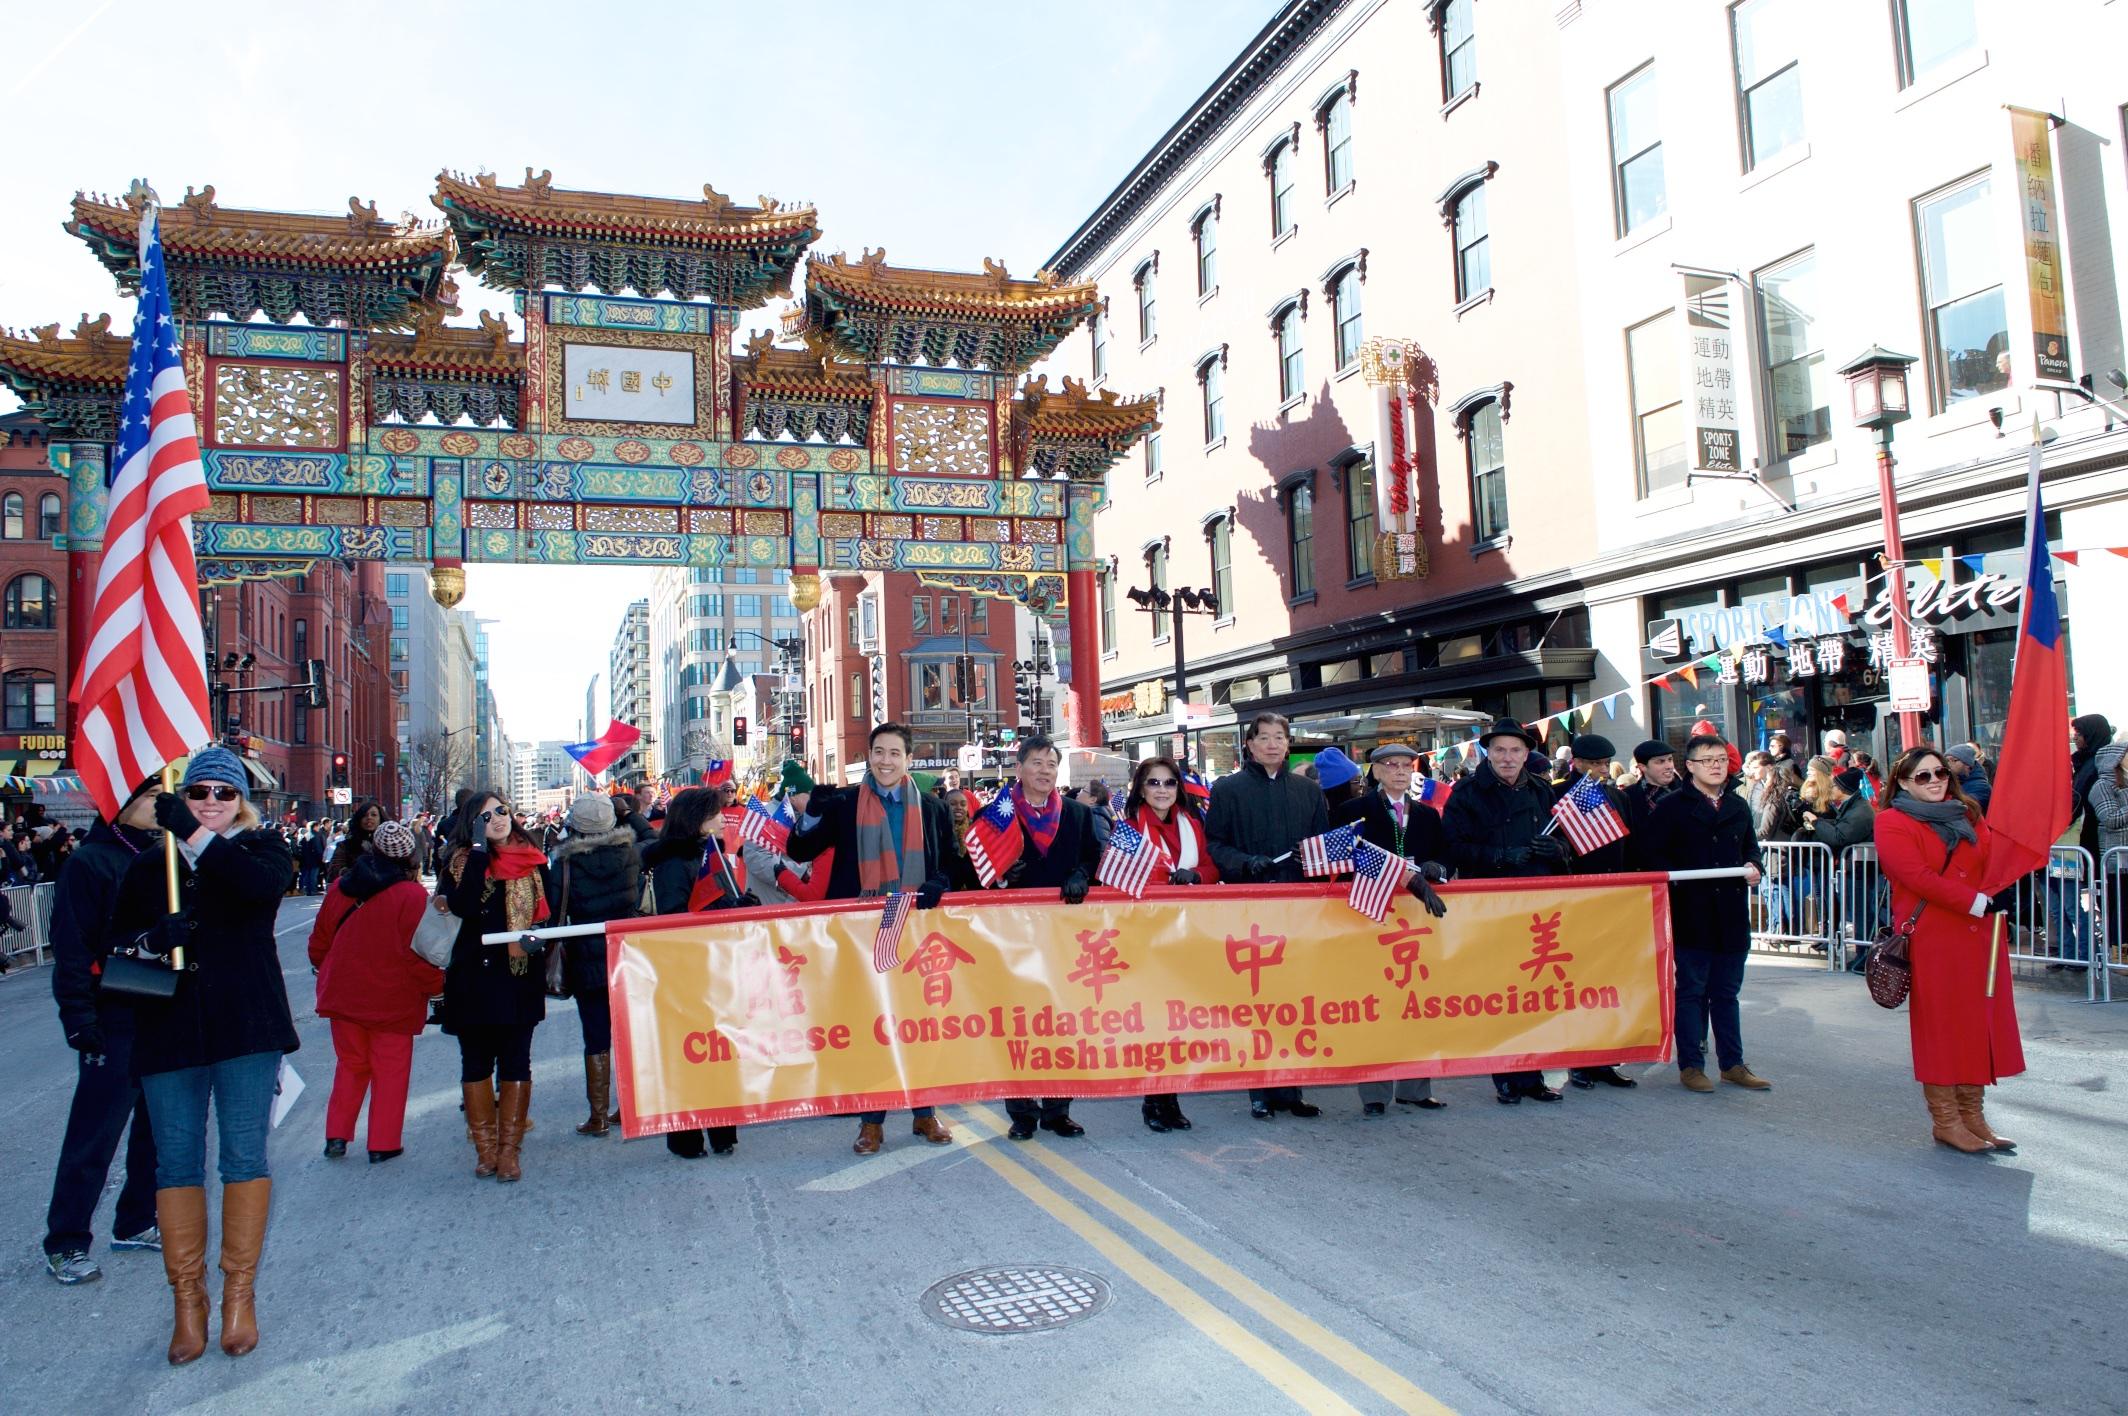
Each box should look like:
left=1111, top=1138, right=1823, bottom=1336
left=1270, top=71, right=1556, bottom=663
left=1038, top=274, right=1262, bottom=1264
left=478, top=807, right=511, bottom=824
left=1142, top=777, right=1179, bottom=789
left=1904, top=768, right=1949, bottom=784
left=184, top=785, right=241, bottom=802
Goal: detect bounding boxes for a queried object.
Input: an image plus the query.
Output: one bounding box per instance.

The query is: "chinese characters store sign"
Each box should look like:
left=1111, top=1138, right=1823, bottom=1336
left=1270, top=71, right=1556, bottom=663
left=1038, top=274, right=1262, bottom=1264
left=605, top=879, right=1675, bottom=1135
left=1683, top=272, right=1740, bottom=473
left=562, top=341, right=694, bottom=424
left=2009, top=106, right=2072, bottom=384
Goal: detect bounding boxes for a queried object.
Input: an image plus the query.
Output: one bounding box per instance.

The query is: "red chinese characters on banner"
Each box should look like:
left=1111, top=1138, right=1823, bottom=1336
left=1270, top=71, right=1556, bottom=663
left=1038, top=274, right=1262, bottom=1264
left=1066, top=928, right=1129, bottom=1003
left=743, top=944, right=808, bottom=1019
left=1375, top=915, right=1432, bottom=990
left=902, top=931, right=978, bottom=1008
left=1519, top=911, right=1573, bottom=983
left=1224, top=923, right=1288, bottom=996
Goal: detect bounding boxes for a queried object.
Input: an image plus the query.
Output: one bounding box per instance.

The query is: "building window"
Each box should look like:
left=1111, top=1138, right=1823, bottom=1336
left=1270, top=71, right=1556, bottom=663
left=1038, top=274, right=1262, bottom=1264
left=1207, top=516, right=1233, bottom=615
left=1286, top=483, right=1315, bottom=599
left=1275, top=302, right=1305, bottom=403
left=1343, top=458, right=1376, bottom=581
left=1452, top=184, right=1490, bottom=300
left=1917, top=173, right=2009, bottom=410
left=1321, top=89, right=1355, bottom=193
left=940, top=597, right=959, bottom=635
left=1090, top=309, right=1107, bottom=381
left=970, top=598, right=988, bottom=633
left=1732, top=0, right=1804, bottom=171
left=387, top=572, right=408, bottom=596
left=1098, top=566, right=1116, bottom=652
left=1608, top=64, right=1666, bottom=236
left=1331, top=267, right=1364, bottom=370
left=1439, top=0, right=1476, bottom=102
left=1134, top=260, right=1157, bottom=344
left=734, top=594, right=763, bottom=618
left=1, top=493, right=20, bottom=539
left=911, top=596, right=931, bottom=634
left=38, top=493, right=61, bottom=540
left=3, top=671, right=57, bottom=729
left=1193, top=207, right=1218, bottom=295
left=293, top=618, right=309, bottom=662
left=1755, top=247, right=1830, bottom=456
left=1198, top=356, right=1225, bottom=444
left=389, top=636, right=407, bottom=661
left=1894, top=0, right=1978, bottom=88
left=1147, top=544, right=1169, bottom=639
left=3, top=573, right=53, bottom=629
left=731, top=568, right=758, bottom=585
left=1269, top=137, right=1297, bottom=238
left=848, top=672, right=864, bottom=721
left=1467, top=400, right=1508, bottom=541
left=390, top=604, right=408, bottom=629
left=1144, top=429, right=1163, bottom=480
left=293, top=701, right=309, bottom=745
left=1627, top=311, right=1688, bottom=495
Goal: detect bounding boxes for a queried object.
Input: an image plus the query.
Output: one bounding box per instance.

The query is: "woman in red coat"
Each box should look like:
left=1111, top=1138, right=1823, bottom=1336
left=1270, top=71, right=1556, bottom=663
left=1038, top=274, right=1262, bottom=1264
left=1873, top=746, right=2024, bottom=1155
left=307, top=820, right=444, bottom=1163
left=1122, top=756, right=1220, bottom=1134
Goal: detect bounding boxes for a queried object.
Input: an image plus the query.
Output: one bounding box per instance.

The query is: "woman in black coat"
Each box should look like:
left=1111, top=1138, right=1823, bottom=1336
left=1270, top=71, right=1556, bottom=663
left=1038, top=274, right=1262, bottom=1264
left=545, top=794, right=644, bottom=1138
left=107, top=749, right=294, bottom=1365
left=324, top=798, right=382, bottom=885
left=439, top=790, right=551, bottom=1182
left=641, top=787, right=746, bottom=1159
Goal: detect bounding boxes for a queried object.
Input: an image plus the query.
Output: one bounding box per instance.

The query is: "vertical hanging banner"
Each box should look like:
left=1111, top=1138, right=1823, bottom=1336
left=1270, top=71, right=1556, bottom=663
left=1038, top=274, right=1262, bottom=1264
left=2009, top=106, right=2072, bottom=385
left=605, top=879, right=1676, bottom=1135
left=1683, top=273, right=1740, bottom=473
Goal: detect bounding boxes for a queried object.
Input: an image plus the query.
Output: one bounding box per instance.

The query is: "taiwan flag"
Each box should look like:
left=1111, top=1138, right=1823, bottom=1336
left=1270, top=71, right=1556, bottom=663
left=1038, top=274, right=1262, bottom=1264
left=563, top=721, right=641, bottom=779
left=1980, top=430, right=2073, bottom=895
left=701, top=759, right=733, bottom=788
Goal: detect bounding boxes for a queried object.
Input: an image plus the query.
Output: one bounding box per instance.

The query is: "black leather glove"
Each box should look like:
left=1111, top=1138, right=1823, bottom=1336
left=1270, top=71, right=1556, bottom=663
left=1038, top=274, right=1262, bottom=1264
left=1499, top=845, right=1531, bottom=869
left=1407, top=875, right=1449, bottom=919
left=1986, top=888, right=2017, bottom=915
left=915, top=881, right=945, bottom=910
left=142, top=915, right=194, bottom=959
left=1528, top=834, right=1567, bottom=864
left=710, top=890, right=762, bottom=911
left=153, top=792, right=201, bottom=839
left=1002, top=858, right=1028, bottom=889
left=66, top=1024, right=107, bottom=1057
left=1241, top=854, right=1275, bottom=881
left=1061, top=870, right=1090, bottom=905
left=1168, top=867, right=1201, bottom=886
left=1418, top=860, right=1451, bottom=884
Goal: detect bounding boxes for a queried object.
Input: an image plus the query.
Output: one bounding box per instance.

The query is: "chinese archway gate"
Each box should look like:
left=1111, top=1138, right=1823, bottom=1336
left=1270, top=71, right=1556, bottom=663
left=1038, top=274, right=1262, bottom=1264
left=0, top=172, right=1158, bottom=746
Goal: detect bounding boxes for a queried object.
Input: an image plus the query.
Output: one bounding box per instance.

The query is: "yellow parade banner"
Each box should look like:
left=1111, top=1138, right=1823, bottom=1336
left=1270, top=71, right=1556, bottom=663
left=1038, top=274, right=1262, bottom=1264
left=607, top=878, right=1676, bottom=1136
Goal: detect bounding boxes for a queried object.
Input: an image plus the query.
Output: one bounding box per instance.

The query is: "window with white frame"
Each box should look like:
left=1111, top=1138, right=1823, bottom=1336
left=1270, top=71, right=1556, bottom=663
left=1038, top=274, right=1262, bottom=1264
left=1193, top=206, right=1218, bottom=296
left=1275, top=302, right=1304, bottom=403
left=1627, top=312, right=1687, bottom=495
left=1754, top=247, right=1830, bottom=456
left=1134, top=260, right=1157, bottom=344
left=1207, top=515, right=1233, bottom=615
left=1090, top=308, right=1107, bottom=381
left=1466, top=400, right=1508, bottom=541
left=1145, top=428, right=1163, bottom=480
left=1198, top=355, right=1225, bottom=444
left=1286, top=481, right=1315, bottom=600
left=1894, top=0, right=1978, bottom=88
left=1146, top=543, right=1169, bottom=638
left=1330, top=267, right=1364, bottom=369
left=1098, top=566, right=1116, bottom=650
left=1607, top=65, right=1666, bottom=236
left=38, top=493, right=61, bottom=539
left=1342, top=458, right=1376, bottom=581
left=1269, top=137, right=1297, bottom=238
left=1732, top=0, right=1805, bottom=171
left=1321, top=88, right=1355, bottom=193
left=1916, top=173, right=2009, bottom=410
left=1439, top=0, right=1476, bottom=103
left=1452, top=183, right=1490, bottom=301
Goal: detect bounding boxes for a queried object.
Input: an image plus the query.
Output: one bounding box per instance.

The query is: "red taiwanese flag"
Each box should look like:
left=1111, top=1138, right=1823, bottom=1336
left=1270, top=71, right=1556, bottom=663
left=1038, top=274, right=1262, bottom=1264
left=1979, top=433, right=2073, bottom=895
left=562, top=720, right=641, bottom=779
left=700, top=758, right=733, bottom=788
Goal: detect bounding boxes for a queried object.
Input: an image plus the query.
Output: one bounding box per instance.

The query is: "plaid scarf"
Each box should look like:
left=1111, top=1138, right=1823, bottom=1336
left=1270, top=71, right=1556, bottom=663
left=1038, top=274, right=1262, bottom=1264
left=1012, top=784, right=1062, bottom=856
left=854, top=774, right=926, bottom=898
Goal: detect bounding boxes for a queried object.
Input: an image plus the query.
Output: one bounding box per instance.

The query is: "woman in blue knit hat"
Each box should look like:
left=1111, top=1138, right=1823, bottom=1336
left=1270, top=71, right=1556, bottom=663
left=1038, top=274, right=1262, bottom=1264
left=107, top=745, right=296, bottom=1366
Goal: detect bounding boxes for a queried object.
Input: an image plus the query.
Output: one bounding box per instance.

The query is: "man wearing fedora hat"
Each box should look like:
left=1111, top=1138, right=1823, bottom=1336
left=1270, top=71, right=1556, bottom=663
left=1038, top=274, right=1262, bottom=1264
left=1444, top=718, right=1569, bottom=1105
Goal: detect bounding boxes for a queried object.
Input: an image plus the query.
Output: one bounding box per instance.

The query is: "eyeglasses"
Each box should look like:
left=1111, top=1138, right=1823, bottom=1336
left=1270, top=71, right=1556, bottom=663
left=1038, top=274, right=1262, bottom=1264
left=184, top=785, right=241, bottom=802
left=1686, top=756, right=1729, bottom=767
left=1904, top=768, right=1949, bottom=784
left=1142, top=777, right=1178, bottom=789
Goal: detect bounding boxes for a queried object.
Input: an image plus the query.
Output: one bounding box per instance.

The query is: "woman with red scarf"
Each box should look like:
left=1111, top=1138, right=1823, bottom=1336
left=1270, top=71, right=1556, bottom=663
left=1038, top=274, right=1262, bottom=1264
left=437, top=791, right=551, bottom=1182
left=1123, top=756, right=1218, bottom=1133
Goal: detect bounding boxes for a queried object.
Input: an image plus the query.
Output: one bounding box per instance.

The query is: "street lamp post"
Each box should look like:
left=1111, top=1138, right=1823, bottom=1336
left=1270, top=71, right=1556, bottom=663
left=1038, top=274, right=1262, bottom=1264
left=1836, top=345, right=1923, bottom=750
left=1125, top=573, right=1220, bottom=762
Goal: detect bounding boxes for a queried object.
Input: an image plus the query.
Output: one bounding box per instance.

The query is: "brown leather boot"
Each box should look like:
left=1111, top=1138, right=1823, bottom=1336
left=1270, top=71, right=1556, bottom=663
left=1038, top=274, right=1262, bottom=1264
left=852, top=1121, right=884, bottom=1155
left=463, top=1080, right=499, bottom=1178
left=577, top=1053, right=611, bottom=1136
left=911, top=1115, right=953, bottom=1145
left=157, top=1187, right=210, bottom=1365
left=1924, top=1084, right=1990, bottom=1154
left=217, top=1178, right=271, bottom=1356
left=496, top=1080, right=531, bottom=1181
left=1955, top=1084, right=2017, bottom=1152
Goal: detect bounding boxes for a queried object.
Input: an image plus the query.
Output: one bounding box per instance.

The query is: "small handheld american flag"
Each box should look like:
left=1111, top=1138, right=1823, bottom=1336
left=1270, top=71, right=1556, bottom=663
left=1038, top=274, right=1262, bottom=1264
left=965, top=791, right=1023, bottom=886
left=740, top=796, right=791, bottom=853
left=1096, top=819, right=1160, bottom=899
left=873, top=891, right=914, bottom=973
left=1348, top=839, right=1417, bottom=923
left=1551, top=775, right=1628, bottom=856
left=1298, top=822, right=1360, bottom=878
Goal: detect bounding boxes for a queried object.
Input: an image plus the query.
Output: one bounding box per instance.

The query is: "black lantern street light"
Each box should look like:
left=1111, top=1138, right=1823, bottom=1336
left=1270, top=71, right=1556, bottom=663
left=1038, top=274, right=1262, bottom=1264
left=1126, top=573, right=1219, bottom=753
left=1835, top=344, right=1922, bottom=749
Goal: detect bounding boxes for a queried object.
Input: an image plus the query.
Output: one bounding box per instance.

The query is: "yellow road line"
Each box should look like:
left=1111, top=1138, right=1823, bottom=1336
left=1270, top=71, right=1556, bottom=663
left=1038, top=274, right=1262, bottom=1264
left=959, top=1104, right=1457, bottom=1416
left=954, top=1105, right=1365, bottom=1416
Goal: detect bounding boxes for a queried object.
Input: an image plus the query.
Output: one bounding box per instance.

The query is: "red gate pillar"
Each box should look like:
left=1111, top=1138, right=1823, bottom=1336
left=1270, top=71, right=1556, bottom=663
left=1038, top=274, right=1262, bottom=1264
left=1064, top=567, right=1102, bottom=748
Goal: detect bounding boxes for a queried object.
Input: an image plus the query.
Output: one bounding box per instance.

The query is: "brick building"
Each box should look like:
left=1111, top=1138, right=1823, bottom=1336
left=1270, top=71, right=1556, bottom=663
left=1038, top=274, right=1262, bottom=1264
left=0, top=412, right=69, bottom=793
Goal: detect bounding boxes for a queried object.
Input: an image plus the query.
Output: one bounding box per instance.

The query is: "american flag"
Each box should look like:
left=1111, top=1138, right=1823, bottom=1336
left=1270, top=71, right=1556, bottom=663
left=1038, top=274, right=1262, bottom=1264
left=1552, top=775, right=1629, bottom=855
left=1096, top=819, right=1160, bottom=899
left=1299, top=822, right=1360, bottom=878
left=873, top=890, right=914, bottom=973
left=964, top=790, right=1023, bottom=886
left=739, top=796, right=791, bottom=853
left=1348, top=839, right=1417, bottom=923
left=68, top=206, right=213, bottom=820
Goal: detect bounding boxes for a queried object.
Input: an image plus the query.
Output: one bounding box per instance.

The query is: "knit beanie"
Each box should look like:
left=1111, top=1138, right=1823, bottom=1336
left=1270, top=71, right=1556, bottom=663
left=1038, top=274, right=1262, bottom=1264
left=182, top=745, right=250, bottom=800
left=1312, top=746, right=1361, bottom=791
left=567, top=794, right=616, bottom=835
left=371, top=819, right=415, bottom=860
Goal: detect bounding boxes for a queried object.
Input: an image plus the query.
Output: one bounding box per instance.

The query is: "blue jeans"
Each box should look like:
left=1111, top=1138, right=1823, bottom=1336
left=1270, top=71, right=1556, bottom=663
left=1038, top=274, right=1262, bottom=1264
left=1674, top=948, right=1747, bottom=1073
left=140, top=1051, right=282, bottom=1189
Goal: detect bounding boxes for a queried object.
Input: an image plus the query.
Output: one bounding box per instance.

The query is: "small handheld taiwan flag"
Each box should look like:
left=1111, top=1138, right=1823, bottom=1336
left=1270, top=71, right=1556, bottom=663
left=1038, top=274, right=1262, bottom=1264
left=1298, top=822, right=1360, bottom=878
left=1096, top=819, right=1160, bottom=899
left=1348, top=839, right=1417, bottom=923
left=739, top=796, right=791, bottom=853
left=873, top=891, right=914, bottom=974
left=1551, top=776, right=1628, bottom=856
left=964, top=791, right=1023, bottom=886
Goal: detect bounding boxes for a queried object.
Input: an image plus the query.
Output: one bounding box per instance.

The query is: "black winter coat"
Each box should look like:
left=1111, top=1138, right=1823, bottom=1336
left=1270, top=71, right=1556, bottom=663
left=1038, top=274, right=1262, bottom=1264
left=1443, top=763, right=1561, bottom=879
left=111, top=828, right=299, bottom=1076
left=547, top=827, right=643, bottom=997
left=1204, top=761, right=1330, bottom=883
left=786, top=784, right=953, bottom=902
left=1620, top=777, right=1678, bottom=830
left=1640, top=785, right=1764, bottom=953
left=1332, top=790, right=1449, bottom=870
left=49, top=819, right=161, bottom=1043
left=441, top=846, right=549, bottom=1031
left=643, top=835, right=703, bottom=916
left=999, top=797, right=1103, bottom=891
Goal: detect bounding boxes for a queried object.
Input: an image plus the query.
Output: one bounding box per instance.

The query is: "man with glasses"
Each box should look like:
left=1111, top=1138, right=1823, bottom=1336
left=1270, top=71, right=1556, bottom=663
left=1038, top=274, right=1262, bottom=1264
left=1642, top=734, right=1770, bottom=1093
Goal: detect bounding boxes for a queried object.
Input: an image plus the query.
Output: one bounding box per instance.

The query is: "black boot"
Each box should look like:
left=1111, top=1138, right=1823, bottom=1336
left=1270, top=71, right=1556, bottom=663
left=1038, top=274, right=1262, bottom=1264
left=1141, top=1100, right=1172, bottom=1133
left=1159, top=1096, right=1192, bottom=1131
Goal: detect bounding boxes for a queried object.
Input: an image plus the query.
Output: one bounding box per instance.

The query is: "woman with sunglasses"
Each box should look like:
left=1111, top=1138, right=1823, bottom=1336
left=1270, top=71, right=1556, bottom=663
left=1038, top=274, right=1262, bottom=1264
left=437, top=791, right=551, bottom=1182
left=1875, top=746, right=2024, bottom=1155
left=1122, top=757, right=1218, bottom=1133
left=108, top=747, right=296, bottom=1364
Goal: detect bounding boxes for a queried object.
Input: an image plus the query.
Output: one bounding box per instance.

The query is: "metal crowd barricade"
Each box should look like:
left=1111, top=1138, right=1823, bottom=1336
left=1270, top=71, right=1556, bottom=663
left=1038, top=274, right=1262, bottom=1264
left=1, top=882, right=56, bottom=970
left=1748, top=840, right=1837, bottom=967
left=2100, top=846, right=2124, bottom=1004
left=1989, top=845, right=2100, bottom=1002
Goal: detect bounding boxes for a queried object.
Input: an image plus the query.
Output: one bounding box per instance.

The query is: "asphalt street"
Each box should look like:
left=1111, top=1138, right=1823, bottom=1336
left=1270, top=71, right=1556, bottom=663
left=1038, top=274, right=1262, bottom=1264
left=1, top=894, right=2123, bottom=1416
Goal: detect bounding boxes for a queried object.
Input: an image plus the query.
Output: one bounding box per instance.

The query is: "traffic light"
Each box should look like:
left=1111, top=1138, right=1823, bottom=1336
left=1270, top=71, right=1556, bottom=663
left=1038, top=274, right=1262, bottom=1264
left=789, top=722, right=806, bottom=757
left=733, top=715, right=749, bottom=746
left=330, top=752, right=350, bottom=788
left=304, top=658, right=329, bottom=710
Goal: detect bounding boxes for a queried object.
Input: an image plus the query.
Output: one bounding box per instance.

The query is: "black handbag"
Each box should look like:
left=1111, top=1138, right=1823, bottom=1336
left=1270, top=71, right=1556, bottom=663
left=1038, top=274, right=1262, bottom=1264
left=99, top=945, right=181, bottom=1000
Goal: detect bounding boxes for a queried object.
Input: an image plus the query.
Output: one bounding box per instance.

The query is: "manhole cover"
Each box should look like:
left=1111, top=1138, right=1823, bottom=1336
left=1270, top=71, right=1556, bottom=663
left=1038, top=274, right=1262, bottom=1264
left=921, top=1265, right=1113, bottom=1334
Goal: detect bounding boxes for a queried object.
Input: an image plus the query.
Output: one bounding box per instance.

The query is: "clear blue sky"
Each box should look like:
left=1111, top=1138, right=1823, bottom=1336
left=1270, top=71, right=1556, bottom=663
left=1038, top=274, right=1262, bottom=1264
left=0, top=0, right=1278, bottom=740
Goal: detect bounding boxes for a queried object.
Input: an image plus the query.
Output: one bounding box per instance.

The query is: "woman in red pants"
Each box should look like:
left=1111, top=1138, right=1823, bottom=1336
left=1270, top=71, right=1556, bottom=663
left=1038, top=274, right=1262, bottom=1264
left=308, top=820, right=442, bottom=1163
